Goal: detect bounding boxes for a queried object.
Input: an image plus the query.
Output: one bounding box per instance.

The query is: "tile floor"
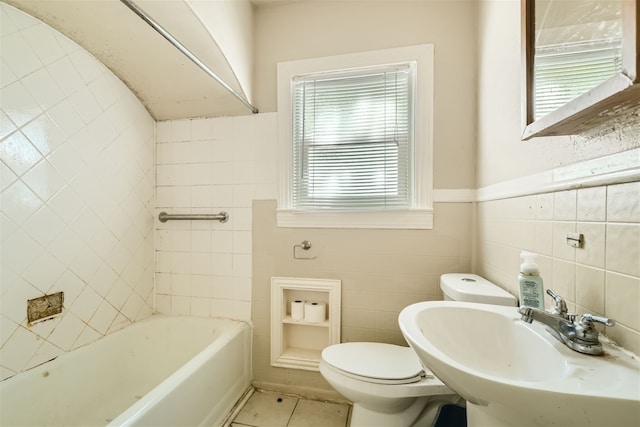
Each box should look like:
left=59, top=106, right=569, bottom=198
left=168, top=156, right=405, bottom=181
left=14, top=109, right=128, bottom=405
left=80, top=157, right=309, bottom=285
left=229, top=389, right=350, bottom=427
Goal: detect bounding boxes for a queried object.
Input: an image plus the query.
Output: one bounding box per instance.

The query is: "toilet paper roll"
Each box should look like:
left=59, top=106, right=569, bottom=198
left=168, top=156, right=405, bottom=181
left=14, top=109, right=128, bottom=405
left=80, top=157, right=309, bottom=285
left=304, top=302, right=326, bottom=323
left=291, top=300, right=305, bottom=320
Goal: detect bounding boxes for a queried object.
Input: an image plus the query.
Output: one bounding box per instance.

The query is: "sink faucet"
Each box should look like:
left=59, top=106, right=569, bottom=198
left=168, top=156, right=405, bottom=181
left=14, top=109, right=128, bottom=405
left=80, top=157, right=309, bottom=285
left=518, top=289, right=615, bottom=356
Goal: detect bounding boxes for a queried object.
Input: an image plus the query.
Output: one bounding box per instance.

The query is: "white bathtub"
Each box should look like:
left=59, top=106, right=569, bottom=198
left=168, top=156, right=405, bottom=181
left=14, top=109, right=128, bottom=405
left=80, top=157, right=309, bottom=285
left=0, top=316, right=252, bottom=427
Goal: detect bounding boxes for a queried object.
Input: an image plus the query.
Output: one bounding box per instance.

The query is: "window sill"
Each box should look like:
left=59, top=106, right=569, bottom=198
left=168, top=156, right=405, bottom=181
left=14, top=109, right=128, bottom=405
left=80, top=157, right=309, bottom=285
left=276, top=208, right=434, bottom=230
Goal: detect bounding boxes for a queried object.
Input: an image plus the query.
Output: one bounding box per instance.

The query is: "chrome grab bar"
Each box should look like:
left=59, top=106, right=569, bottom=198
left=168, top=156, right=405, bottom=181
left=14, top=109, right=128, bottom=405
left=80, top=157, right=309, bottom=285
left=158, top=211, right=228, bottom=223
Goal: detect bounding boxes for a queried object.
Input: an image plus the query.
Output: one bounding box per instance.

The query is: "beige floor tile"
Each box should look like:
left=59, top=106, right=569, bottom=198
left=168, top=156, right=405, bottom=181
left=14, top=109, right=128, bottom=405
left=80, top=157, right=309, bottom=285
left=287, top=399, right=350, bottom=427
left=232, top=390, right=298, bottom=427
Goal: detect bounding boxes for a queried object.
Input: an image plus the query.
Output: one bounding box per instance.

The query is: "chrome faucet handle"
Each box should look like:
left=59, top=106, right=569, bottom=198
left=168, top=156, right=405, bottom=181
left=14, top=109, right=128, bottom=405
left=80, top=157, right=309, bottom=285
left=546, top=289, right=568, bottom=318
left=573, top=314, right=615, bottom=353
left=579, top=313, right=615, bottom=328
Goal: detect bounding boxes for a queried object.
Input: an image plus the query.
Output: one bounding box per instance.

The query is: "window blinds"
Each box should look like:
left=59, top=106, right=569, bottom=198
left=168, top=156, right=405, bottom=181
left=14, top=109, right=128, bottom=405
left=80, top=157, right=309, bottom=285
left=292, top=65, right=414, bottom=209
left=534, top=41, right=622, bottom=120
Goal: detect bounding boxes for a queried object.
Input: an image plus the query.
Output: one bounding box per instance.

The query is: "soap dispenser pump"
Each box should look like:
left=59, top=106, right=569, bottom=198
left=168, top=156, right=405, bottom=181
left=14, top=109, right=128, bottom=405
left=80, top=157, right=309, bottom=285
left=519, top=251, right=544, bottom=309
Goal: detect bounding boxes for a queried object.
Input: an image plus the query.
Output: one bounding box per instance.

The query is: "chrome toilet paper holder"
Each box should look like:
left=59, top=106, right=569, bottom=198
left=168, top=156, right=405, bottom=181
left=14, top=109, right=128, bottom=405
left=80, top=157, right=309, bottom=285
left=293, top=240, right=317, bottom=260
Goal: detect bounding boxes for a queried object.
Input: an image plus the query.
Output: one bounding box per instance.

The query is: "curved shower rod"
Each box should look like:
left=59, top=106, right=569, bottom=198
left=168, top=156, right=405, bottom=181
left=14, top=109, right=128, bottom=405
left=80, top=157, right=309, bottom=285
left=120, top=0, right=258, bottom=114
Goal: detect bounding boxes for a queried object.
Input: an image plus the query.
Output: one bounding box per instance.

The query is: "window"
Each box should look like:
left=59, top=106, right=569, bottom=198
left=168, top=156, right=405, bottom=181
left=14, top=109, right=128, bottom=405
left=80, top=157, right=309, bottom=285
left=277, top=45, right=434, bottom=229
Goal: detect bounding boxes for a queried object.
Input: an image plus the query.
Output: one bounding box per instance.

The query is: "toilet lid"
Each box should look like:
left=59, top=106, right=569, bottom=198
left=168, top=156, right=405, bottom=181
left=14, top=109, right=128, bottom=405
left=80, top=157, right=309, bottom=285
left=322, top=342, right=425, bottom=383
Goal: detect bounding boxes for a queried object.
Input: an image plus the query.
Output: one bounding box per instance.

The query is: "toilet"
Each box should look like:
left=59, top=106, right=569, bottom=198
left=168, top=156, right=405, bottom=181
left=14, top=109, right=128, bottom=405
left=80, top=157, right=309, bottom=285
left=319, top=274, right=517, bottom=427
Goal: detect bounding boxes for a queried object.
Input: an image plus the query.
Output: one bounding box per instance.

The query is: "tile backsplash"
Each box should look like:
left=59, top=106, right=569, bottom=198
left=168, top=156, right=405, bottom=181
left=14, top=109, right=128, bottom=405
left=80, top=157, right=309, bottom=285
left=476, top=181, right=640, bottom=354
left=0, top=4, right=155, bottom=381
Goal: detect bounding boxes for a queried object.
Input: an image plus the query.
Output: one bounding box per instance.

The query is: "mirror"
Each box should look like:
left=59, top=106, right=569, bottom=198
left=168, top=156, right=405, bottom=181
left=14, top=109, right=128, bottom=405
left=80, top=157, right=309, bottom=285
left=521, top=0, right=639, bottom=140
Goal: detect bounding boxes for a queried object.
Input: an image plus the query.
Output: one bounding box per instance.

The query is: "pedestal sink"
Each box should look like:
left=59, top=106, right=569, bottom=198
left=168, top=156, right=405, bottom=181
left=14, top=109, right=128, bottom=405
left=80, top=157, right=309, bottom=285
left=398, top=301, right=640, bottom=427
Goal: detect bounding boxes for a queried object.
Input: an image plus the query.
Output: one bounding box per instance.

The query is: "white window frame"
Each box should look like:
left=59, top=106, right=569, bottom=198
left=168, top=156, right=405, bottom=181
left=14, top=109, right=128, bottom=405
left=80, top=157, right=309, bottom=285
left=277, top=45, right=434, bottom=229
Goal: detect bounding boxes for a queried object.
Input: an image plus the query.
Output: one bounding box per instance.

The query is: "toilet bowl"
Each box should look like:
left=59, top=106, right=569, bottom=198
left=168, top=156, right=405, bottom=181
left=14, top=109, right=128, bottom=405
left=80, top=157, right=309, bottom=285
left=320, top=274, right=517, bottom=427
left=320, top=342, right=456, bottom=427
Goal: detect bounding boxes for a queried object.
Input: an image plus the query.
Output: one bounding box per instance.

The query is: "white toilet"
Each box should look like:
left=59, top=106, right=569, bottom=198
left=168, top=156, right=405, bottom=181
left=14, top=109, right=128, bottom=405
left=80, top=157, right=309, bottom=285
left=319, top=274, right=517, bottom=427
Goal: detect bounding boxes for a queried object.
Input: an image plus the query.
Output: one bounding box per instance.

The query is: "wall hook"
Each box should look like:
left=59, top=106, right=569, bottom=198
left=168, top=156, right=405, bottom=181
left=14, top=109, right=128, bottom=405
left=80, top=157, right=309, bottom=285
left=294, top=240, right=317, bottom=260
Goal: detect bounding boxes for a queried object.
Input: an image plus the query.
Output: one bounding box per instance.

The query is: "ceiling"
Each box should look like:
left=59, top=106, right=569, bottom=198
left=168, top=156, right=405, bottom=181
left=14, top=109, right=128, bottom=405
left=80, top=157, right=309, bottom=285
left=5, top=0, right=258, bottom=120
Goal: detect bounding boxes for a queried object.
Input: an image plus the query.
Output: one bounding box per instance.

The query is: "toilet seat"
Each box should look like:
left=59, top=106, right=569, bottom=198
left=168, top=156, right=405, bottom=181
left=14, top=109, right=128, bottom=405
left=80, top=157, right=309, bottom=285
left=321, top=343, right=431, bottom=385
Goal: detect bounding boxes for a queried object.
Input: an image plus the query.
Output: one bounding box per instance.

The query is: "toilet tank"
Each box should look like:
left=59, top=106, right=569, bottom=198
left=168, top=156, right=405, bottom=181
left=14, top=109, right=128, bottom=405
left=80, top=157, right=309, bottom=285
left=440, top=274, right=517, bottom=306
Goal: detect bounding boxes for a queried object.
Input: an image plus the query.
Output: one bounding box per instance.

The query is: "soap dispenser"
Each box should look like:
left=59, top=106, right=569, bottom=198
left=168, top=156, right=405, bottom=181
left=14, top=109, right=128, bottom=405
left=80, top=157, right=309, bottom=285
left=518, top=251, right=544, bottom=309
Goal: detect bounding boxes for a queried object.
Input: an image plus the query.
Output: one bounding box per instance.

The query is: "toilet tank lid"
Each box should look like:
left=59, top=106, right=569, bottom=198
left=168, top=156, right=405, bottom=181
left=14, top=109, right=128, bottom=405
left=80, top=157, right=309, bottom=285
left=440, top=274, right=517, bottom=306
left=322, top=342, right=424, bottom=381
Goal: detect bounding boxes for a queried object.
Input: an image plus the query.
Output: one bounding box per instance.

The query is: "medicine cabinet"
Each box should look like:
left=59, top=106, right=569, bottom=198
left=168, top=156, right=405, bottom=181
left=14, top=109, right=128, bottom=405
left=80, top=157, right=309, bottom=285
left=270, top=277, right=341, bottom=371
left=521, top=0, right=639, bottom=140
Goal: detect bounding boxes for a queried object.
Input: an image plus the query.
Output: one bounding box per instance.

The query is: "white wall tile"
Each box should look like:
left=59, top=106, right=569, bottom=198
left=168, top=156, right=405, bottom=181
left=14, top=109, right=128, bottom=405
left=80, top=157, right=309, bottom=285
left=191, top=118, right=212, bottom=141
left=46, top=57, right=84, bottom=97
left=607, top=182, right=640, bottom=223
left=1, top=180, right=43, bottom=224
left=21, top=68, right=65, bottom=111
left=553, top=190, right=577, bottom=221
left=154, top=113, right=277, bottom=322
left=1, top=81, right=42, bottom=127
left=21, top=24, right=65, bottom=65
left=606, top=224, right=640, bottom=277
left=576, top=222, right=606, bottom=268
left=22, top=160, right=66, bottom=200
left=68, top=49, right=103, bottom=84
left=46, top=100, right=84, bottom=138
left=171, top=119, right=191, bottom=142
left=577, top=186, right=606, bottom=222
left=477, top=181, right=640, bottom=354
left=606, top=272, right=640, bottom=331
left=0, top=3, right=154, bottom=381
left=22, top=114, right=66, bottom=156
left=0, top=131, right=43, bottom=176
left=1, top=32, right=42, bottom=79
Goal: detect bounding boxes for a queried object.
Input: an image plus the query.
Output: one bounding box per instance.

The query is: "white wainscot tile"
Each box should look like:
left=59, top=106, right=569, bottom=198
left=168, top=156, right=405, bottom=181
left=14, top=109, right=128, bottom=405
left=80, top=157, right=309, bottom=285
left=607, top=182, right=640, bottom=223
left=606, top=224, right=640, bottom=277
left=576, top=222, right=606, bottom=269
left=553, top=190, right=577, bottom=221
left=577, top=187, right=606, bottom=222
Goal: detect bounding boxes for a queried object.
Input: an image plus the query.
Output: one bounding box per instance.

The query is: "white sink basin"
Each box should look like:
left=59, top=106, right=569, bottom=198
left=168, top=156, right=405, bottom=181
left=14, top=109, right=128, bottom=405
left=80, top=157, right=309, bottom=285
left=399, top=301, right=640, bottom=427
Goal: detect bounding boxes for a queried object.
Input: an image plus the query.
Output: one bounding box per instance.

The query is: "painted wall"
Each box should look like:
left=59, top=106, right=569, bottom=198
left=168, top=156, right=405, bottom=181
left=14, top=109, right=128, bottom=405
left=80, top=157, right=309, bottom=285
left=254, top=0, right=478, bottom=190
left=0, top=4, right=155, bottom=381
left=250, top=0, right=478, bottom=393
left=475, top=0, right=640, bottom=354
left=476, top=0, right=640, bottom=187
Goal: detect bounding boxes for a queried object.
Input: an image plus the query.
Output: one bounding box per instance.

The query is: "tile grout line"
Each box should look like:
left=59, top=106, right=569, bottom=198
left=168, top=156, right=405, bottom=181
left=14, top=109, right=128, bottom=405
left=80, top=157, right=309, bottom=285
left=284, top=397, right=300, bottom=427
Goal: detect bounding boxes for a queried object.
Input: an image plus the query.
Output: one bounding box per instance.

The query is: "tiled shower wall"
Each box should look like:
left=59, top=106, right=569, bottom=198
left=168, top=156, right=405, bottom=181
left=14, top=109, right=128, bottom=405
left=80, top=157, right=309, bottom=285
left=154, top=113, right=277, bottom=321
left=476, top=181, right=640, bottom=355
left=0, top=4, right=155, bottom=381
